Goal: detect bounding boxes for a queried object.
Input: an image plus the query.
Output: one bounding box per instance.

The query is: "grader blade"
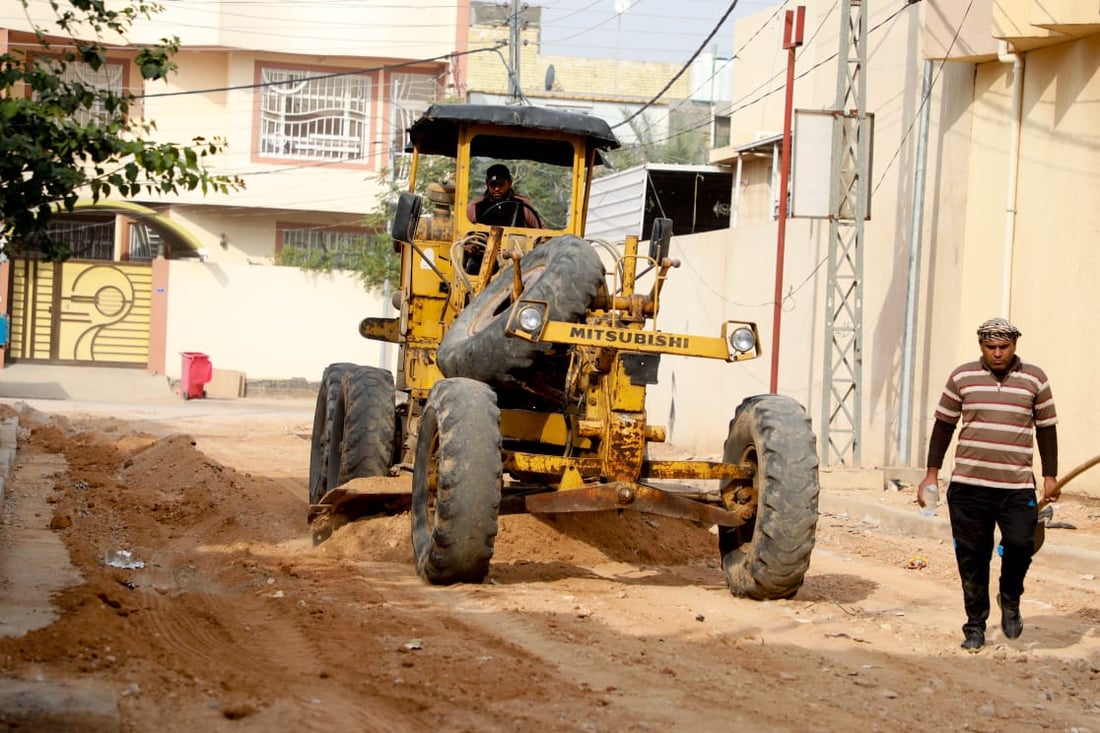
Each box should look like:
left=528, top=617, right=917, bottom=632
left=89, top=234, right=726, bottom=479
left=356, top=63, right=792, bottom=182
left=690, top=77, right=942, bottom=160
left=521, top=483, right=750, bottom=527
left=307, top=478, right=413, bottom=546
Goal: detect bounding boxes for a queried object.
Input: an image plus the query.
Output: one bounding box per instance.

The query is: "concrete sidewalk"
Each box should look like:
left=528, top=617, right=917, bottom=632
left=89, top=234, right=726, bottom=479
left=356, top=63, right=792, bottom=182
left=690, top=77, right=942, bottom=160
left=0, top=363, right=177, bottom=404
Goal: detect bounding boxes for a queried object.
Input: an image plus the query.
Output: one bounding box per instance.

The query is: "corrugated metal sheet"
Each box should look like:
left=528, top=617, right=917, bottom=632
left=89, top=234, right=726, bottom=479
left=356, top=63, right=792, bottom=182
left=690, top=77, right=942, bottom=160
left=585, top=163, right=732, bottom=243
left=585, top=165, right=648, bottom=243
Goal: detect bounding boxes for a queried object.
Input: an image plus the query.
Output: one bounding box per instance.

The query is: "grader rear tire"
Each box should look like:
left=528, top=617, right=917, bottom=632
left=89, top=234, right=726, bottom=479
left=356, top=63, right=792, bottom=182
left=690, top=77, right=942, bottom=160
left=325, top=366, right=397, bottom=490
left=719, top=394, right=820, bottom=600
left=411, top=378, right=502, bottom=585
left=309, top=362, right=357, bottom=504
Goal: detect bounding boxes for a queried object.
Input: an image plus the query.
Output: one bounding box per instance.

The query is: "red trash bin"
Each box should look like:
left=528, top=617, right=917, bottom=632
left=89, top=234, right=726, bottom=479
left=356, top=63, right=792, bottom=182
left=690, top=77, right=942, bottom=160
left=180, top=352, right=213, bottom=400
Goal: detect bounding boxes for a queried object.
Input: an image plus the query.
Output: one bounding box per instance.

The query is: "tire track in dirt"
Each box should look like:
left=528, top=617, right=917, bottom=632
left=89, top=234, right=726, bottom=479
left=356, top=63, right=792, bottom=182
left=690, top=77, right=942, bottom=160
left=112, top=449, right=439, bottom=731
left=422, top=572, right=766, bottom=731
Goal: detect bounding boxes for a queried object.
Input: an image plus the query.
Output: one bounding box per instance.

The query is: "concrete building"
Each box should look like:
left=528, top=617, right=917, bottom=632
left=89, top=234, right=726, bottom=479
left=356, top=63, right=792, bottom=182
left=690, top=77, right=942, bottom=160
left=0, top=0, right=465, bottom=379
left=1, top=0, right=466, bottom=263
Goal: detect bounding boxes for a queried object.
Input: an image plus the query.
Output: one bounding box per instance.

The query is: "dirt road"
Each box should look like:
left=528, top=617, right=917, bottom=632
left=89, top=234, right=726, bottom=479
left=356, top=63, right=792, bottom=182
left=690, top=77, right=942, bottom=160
left=0, top=398, right=1097, bottom=732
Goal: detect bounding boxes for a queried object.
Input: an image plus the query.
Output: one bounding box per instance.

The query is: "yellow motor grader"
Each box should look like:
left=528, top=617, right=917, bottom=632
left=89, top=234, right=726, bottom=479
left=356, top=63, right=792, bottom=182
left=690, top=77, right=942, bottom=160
left=308, top=103, right=820, bottom=600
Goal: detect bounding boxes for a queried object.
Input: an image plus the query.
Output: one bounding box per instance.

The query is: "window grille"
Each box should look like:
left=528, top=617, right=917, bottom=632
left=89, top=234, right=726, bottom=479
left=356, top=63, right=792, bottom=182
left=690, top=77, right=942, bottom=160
left=41, top=59, right=124, bottom=126
left=48, top=219, right=114, bottom=260
left=129, top=224, right=161, bottom=260
left=280, top=228, right=369, bottom=270
left=390, top=73, right=438, bottom=182
left=259, top=68, right=372, bottom=162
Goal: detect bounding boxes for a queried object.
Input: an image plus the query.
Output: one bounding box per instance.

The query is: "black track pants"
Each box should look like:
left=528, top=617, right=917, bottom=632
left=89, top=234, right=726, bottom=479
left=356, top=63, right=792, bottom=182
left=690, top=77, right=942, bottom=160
left=946, top=482, right=1038, bottom=634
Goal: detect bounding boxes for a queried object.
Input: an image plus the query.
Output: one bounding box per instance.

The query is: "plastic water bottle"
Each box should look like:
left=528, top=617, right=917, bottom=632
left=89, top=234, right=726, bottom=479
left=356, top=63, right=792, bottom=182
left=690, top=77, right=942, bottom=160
left=921, top=484, right=939, bottom=517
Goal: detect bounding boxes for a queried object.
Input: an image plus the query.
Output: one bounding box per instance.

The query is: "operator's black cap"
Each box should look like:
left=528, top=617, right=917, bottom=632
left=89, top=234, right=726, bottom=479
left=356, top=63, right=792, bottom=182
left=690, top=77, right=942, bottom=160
left=486, top=163, right=511, bottom=184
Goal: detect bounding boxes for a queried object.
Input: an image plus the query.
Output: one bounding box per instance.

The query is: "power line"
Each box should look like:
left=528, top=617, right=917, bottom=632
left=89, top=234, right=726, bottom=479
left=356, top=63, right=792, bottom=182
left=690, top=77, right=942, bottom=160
left=871, top=0, right=973, bottom=195
left=612, top=0, right=741, bottom=130
left=613, top=0, right=923, bottom=153
left=140, top=45, right=501, bottom=100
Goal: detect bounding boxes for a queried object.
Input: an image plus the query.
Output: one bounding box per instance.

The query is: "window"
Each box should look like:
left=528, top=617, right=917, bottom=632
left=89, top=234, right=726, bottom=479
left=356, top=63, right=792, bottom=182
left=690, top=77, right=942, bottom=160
left=128, top=224, right=162, bottom=261
left=259, top=67, right=372, bottom=162
left=389, top=72, right=439, bottom=183
left=278, top=227, right=371, bottom=270
left=36, top=58, right=125, bottom=126
left=47, top=217, right=114, bottom=260
left=713, top=115, right=731, bottom=149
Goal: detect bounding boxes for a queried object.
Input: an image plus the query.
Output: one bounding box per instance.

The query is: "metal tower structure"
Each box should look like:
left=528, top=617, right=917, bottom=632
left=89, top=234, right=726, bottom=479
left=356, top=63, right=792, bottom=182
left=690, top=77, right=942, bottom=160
left=820, top=0, right=870, bottom=466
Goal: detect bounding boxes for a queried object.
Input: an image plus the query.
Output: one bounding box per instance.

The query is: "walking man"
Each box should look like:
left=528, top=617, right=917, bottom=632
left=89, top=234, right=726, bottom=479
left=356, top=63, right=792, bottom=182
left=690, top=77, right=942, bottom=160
left=917, top=317, right=1060, bottom=652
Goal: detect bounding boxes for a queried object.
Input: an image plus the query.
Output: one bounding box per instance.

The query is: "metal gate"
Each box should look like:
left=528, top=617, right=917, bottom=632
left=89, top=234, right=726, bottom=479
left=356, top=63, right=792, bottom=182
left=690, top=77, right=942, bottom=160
left=8, top=259, right=153, bottom=364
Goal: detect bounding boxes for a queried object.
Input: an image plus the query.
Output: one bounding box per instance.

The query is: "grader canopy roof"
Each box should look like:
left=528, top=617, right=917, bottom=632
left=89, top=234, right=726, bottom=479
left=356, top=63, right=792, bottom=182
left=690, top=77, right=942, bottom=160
left=407, top=104, right=621, bottom=165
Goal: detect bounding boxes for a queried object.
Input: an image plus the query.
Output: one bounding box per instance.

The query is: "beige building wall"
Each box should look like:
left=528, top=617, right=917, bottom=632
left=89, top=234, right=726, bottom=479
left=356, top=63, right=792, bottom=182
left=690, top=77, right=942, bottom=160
left=993, top=0, right=1100, bottom=44
left=637, top=223, right=817, bottom=458
left=140, top=50, right=411, bottom=215
left=130, top=46, right=430, bottom=268
left=465, top=25, right=693, bottom=102
left=924, top=0, right=998, bottom=59
left=163, top=261, right=394, bottom=382
left=951, top=33, right=1100, bottom=490
left=134, top=1, right=465, bottom=59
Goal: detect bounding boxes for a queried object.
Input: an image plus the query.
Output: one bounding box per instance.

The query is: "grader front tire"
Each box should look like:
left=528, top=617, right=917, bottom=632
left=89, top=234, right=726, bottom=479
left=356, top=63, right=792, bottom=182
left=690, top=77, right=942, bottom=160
left=719, top=394, right=820, bottom=600
left=411, top=378, right=502, bottom=585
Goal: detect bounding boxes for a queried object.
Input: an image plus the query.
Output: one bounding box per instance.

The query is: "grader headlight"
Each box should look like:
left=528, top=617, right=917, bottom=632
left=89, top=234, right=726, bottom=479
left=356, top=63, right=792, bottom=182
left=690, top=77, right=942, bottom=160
left=722, top=322, right=760, bottom=361
left=729, top=327, right=756, bottom=354
left=505, top=299, right=550, bottom=342
left=518, top=304, right=545, bottom=334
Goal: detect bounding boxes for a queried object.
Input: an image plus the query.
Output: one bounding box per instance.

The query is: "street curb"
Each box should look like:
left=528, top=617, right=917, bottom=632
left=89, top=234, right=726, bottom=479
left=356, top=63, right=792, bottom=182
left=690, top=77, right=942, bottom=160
left=0, top=415, right=17, bottom=520
left=820, top=491, right=1100, bottom=577
left=0, top=678, right=120, bottom=732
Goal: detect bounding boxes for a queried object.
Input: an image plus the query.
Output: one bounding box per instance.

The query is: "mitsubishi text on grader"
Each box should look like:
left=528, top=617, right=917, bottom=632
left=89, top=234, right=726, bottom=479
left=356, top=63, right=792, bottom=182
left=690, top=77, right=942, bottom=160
left=308, top=104, right=821, bottom=600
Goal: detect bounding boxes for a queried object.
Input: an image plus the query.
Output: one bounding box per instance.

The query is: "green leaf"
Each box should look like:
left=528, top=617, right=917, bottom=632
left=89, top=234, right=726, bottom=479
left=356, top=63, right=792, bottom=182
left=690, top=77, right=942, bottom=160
left=0, top=0, right=242, bottom=261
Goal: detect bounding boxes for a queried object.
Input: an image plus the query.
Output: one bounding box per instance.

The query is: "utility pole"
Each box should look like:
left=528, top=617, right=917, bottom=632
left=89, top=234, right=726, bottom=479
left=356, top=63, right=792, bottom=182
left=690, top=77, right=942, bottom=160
left=769, top=6, right=805, bottom=394
left=508, top=0, right=523, bottom=101
left=819, top=0, right=869, bottom=466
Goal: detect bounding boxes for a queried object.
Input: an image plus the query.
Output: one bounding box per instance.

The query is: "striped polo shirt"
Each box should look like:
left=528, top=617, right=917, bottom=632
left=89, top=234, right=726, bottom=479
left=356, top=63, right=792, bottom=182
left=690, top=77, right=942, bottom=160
left=935, top=357, right=1057, bottom=490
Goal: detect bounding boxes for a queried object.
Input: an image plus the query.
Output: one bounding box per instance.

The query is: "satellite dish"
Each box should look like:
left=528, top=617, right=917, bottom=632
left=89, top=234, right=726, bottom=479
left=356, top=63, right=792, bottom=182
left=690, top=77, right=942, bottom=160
left=544, top=64, right=555, bottom=91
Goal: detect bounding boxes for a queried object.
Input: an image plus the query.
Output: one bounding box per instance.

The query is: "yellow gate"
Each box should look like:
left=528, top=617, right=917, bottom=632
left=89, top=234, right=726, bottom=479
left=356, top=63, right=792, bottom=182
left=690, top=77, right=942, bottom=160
left=9, top=259, right=152, bottom=364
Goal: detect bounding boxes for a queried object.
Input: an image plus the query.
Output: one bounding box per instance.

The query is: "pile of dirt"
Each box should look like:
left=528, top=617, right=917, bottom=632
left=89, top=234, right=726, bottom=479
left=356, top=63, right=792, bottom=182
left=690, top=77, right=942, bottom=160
left=321, top=510, right=718, bottom=572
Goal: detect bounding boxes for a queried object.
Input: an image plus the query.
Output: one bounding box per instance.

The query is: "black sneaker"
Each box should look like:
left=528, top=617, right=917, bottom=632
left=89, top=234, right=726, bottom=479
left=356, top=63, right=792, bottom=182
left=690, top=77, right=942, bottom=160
left=998, top=593, right=1023, bottom=639
left=961, top=629, right=985, bottom=652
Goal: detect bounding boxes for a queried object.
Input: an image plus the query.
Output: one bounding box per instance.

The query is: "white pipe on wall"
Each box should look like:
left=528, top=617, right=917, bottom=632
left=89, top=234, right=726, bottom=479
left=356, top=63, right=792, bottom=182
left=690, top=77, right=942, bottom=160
left=733, top=156, right=743, bottom=227
left=997, top=40, right=1024, bottom=318
left=897, top=60, right=934, bottom=465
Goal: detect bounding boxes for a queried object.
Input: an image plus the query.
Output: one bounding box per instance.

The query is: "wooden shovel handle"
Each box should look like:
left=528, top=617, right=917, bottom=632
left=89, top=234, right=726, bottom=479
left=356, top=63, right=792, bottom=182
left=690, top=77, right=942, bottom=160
left=1037, top=453, right=1100, bottom=512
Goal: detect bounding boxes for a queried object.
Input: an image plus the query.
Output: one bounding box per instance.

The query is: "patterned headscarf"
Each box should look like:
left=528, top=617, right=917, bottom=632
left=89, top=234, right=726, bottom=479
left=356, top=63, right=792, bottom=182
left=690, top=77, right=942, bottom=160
left=977, top=317, right=1022, bottom=343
